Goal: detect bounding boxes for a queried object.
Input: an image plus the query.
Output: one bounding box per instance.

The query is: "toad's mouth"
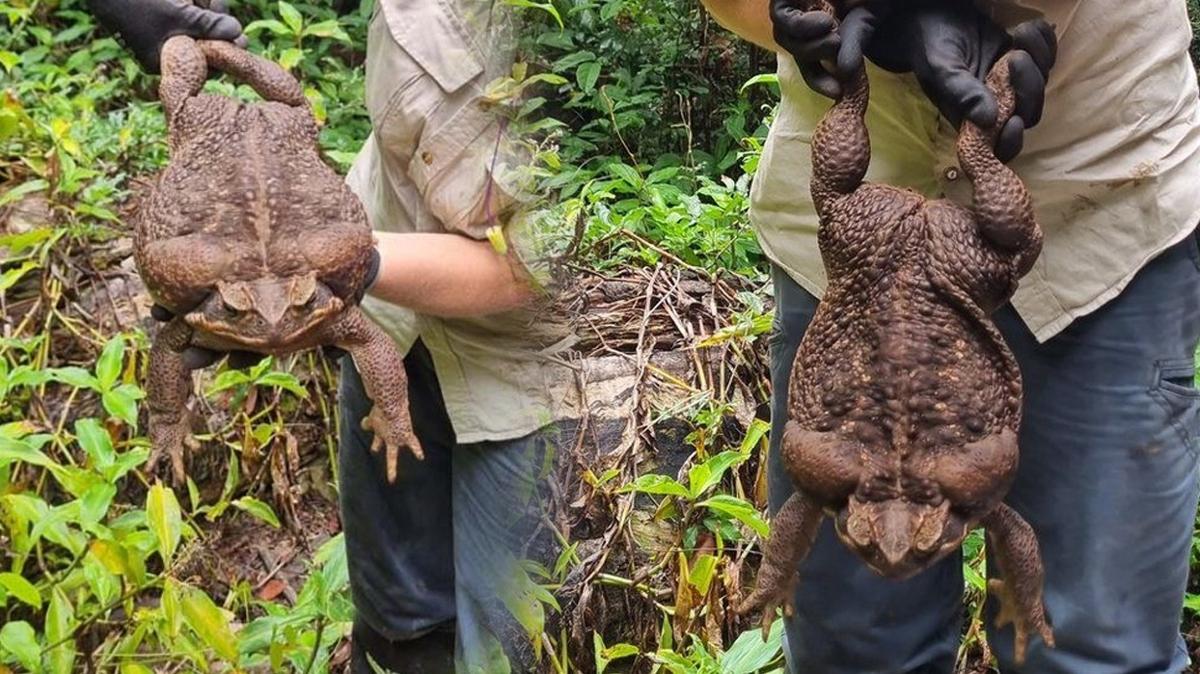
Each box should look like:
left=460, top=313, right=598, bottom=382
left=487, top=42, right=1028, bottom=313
left=184, top=276, right=344, bottom=350
left=833, top=496, right=967, bottom=580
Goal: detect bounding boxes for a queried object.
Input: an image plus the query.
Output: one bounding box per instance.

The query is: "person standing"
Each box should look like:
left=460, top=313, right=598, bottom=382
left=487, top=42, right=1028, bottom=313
left=699, top=0, right=1200, bottom=671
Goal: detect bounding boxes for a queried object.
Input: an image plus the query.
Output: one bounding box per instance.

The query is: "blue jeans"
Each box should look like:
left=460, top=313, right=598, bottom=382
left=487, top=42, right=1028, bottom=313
left=767, top=234, right=1200, bottom=673
left=338, top=341, right=558, bottom=673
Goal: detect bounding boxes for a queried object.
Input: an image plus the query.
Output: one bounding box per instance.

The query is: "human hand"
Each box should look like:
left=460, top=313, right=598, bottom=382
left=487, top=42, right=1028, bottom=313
left=769, top=0, right=890, bottom=99
left=88, top=0, right=246, bottom=73
left=864, top=2, right=1057, bottom=162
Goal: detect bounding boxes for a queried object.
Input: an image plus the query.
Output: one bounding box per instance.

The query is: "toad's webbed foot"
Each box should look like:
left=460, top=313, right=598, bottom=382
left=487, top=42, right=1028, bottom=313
left=984, top=503, right=1054, bottom=665
left=360, top=399, right=423, bottom=483
left=324, top=307, right=422, bottom=483
left=737, top=492, right=824, bottom=638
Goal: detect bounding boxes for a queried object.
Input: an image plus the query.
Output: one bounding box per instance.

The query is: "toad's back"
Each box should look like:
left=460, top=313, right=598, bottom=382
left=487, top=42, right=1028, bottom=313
left=136, top=94, right=373, bottom=312
left=790, top=183, right=1023, bottom=462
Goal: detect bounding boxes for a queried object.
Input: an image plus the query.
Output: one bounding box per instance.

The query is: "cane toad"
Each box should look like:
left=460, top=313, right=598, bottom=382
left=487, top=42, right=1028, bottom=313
left=135, top=36, right=420, bottom=484
left=738, top=4, right=1053, bottom=664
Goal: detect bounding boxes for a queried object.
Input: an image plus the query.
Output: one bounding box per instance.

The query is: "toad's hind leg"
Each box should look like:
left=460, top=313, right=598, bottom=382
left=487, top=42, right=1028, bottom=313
left=957, top=53, right=1043, bottom=274
left=321, top=308, right=422, bottom=483
left=196, top=40, right=305, bottom=107
left=159, top=36, right=209, bottom=126
left=736, top=492, right=824, bottom=637
left=984, top=503, right=1054, bottom=665
left=146, top=317, right=197, bottom=485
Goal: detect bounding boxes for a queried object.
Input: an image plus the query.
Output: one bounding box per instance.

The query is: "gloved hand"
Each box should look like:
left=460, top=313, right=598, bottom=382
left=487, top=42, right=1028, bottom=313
left=769, top=0, right=891, bottom=99
left=88, top=0, right=246, bottom=73
left=861, top=2, right=1057, bottom=162
left=148, top=248, right=381, bottom=369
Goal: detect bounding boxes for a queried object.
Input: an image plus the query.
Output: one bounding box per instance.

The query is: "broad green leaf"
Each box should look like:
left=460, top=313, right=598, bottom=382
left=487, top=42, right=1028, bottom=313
left=102, top=384, right=142, bottom=428
left=687, top=449, right=746, bottom=498
left=0, top=261, right=37, bottom=292
left=242, top=19, right=289, bottom=35
left=79, top=483, right=116, bottom=525
left=0, top=572, right=40, bottom=609
left=277, top=1, right=303, bottom=34
left=232, top=497, right=281, bottom=528
left=0, top=621, right=40, bottom=672
left=686, top=553, right=718, bottom=595
left=737, top=418, right=771, bottom=454
left=699, top=494, right=769, bottom=537
left=617, top=474, right=689, bottom=498
left=576, top=60, right=601, bottom=93
left=180, top=584, right=239, bottom=661
left=95, top=336, right=124, bottom=389
left=48, top=366, right=98, bottom=391
left=75, top=418, right=114, bottom=469
left=720, top=617, right=784, bottom=673
left=278, top=47, right=304, bottom=70
left=0, top=435, right=55, bottom=469
left=147, top=483, right=182, bottom=565
left=45, top=587, right=75, bottom=674
left=606, top=162, right=641, bottom=188
left=303, top=19, right=350, bottom=42
left=255, top=371, right=307, bottom=398
left=89, top=539, right=131, bottom=578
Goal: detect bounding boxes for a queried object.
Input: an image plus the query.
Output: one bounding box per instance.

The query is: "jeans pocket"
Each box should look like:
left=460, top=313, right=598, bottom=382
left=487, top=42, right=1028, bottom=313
left=1149, top=358, right=1200, bottom=457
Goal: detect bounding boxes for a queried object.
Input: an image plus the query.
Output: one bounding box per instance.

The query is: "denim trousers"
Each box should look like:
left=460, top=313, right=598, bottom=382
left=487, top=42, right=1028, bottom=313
left=338, top=341, right=557, bottom=674
left=767, top=234, right=1200, bottom=673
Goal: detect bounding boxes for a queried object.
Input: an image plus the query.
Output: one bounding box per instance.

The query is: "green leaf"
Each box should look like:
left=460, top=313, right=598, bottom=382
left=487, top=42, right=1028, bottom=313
left=0, top=572, right=41, bottom=609
left=75, top=418, right=114, bottom=469
left=687, top=553, right=718, bottom=595
left=255, top=371, right=308, bottom=398
left=48, top=366, right=99, bottom=390
left=687, top=449, right=746, bottom=498
left=303, top=19, right=351, bottom=42
left=243, top=19, right=290, bottom=35
left=277, top=1, right=303, bottom=34
left=95, top=335, right=124, bottom=390
left=0, top=621, right=40, bottom=672
left=0, top=435, right=55, bottom=469
left=232, top=497, right=281, bottom=528
left=79, top=483, right=117, bottom=525
left=606, top=162, right=641, bottom=188
left=89, top=539, right=131, bottom=578
left=180, top=583, right=239, bottom=661
left=102, top=384, right=143, bottom=428
left=617, top=474, right=689, bottom=498
left=45, top=587, right=76, bottom=674
left=721, top=617, right=784, bottom=673
left=0, top=260, right=37, bottom=292
left=0, top=179, right=48, bottom=207
left=147, top=483, right=182, bottom=565
left=698, top=494, right=769, bottom=537
left=576, top=60, right=601, bottom=93
left=278, top=47, right=304, bottom=70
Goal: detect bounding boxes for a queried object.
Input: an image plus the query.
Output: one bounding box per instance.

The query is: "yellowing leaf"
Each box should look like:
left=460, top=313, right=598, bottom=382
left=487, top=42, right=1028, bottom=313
left=89, top=539, right=130, bottom=577
left=180, top=584, right=239, bottom=661
left=146, top=483, right=182, bottom=565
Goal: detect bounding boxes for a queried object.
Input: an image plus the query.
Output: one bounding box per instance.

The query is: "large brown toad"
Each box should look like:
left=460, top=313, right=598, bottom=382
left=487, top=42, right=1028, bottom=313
left=135, top=36, right=420, bottom=485
left=738, top=4, right=1053, bottom=664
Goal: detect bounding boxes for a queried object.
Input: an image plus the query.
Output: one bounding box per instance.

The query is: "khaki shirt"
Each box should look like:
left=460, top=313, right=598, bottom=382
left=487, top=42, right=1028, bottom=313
left=347, top=0, right=573, bottom=443
left=752, top=0, right=1200, bottom=341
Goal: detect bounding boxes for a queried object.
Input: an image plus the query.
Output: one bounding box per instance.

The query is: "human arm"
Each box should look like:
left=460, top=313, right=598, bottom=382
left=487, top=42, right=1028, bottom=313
left=366, top=232, right=535, bottom=318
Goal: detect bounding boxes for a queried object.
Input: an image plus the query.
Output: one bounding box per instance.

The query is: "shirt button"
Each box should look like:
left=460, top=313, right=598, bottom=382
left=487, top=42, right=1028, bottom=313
left=943, top=166, right=961, bottom=182
left=422, top=151, right=434, bottom=165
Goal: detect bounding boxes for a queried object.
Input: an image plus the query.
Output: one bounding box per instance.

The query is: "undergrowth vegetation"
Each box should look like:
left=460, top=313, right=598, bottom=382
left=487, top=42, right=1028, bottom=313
left=1, top=1, right=1200, bottom=673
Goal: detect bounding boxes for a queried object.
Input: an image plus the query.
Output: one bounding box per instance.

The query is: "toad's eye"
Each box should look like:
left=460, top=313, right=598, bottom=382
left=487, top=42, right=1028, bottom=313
left=221, top=300, right=239, bottom=315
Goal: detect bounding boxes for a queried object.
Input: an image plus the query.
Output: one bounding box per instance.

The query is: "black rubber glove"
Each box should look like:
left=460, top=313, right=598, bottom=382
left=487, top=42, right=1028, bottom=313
left=88, top=0, right=246, bottom=73
left=862, top=2, right=1057, bottom=162
left=770, top=0, right=891, bottom=99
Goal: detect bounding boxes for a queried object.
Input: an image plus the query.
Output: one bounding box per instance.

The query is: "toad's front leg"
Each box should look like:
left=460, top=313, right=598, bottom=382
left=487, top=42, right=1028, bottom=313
left=322, top=307, right=421, bottom=483
left=146, top=317, right=196, bottom=485
left=984, top=502, right=1054, bottom=665
left=737, top=491, right=824, bottom=637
